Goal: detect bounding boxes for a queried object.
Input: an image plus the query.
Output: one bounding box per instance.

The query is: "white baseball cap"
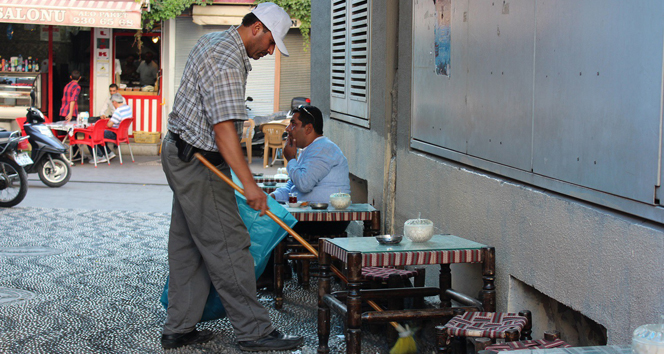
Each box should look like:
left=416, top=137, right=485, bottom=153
left=251, top=2, right=291, bottom=57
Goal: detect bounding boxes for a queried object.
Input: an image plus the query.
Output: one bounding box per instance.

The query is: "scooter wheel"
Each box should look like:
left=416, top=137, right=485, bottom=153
left=0, top=156, right=28, bottom=207
left=38, top=156, right=71, bottom=188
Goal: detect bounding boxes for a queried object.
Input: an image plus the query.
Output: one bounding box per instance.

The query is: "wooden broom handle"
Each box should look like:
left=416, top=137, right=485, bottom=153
left=195, top=153, right=401, bottom=330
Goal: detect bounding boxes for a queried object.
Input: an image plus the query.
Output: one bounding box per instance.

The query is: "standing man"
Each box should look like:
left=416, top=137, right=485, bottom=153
left=100, top=84, right=126, bottom=120
left=160, top=3, right=303, bottom=351
left=60, top=70, right=81, bottom=122
left=136, top=52, right=158, bottom=87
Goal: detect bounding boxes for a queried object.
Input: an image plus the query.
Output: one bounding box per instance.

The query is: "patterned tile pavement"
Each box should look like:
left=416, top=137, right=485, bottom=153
left=0, top=206, right=443, bottom=354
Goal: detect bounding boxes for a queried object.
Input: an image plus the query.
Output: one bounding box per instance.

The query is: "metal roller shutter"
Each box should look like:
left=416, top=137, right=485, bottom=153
left=174, top=17, right=275, bottom=119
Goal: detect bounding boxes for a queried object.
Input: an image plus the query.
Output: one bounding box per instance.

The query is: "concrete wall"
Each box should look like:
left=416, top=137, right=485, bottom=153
left=311, top=0, right=664, bottom=345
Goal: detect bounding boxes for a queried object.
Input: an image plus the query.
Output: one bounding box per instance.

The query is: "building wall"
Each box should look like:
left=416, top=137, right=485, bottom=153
left=311, top=0, right=664, bottom=345
left=278, top=30, right=310, bottom=111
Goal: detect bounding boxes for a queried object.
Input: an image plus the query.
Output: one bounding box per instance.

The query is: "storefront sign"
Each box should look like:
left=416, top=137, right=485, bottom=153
left=0, top=0, right=142, bottom=30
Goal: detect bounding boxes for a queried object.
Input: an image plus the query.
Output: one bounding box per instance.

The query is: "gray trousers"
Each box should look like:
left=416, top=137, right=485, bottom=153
left=160, top=133, right=274, bottom=341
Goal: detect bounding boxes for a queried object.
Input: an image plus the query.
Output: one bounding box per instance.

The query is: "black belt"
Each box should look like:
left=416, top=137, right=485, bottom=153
left=168, top=131, right=224, bottom=165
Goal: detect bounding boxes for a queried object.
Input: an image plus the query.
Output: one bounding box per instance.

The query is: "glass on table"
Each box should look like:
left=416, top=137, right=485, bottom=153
left=288, top=193, right=297, bottom=203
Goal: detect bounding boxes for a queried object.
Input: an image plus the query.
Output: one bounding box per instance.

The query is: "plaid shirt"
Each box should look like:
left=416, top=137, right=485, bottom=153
left=168, top=27, right=250, bottom=152
left=59, top=80, right=81, bottom=118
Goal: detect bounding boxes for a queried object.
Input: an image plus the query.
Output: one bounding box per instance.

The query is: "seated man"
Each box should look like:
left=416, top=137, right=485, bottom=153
left=94, top=93, right=132, bottom=163
left=270, top=105, right=351, bottom=203
left=100, top=84, right=126, bottom=120
left=260, top=105, right=350, bottom=289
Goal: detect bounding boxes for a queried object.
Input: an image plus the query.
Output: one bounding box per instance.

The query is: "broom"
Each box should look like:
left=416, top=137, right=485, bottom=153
left=195, top=153, right=417, bottom=354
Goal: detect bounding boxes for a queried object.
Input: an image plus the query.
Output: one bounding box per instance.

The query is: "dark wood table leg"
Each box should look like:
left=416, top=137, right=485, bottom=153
left=301, top=258, right=310, bottom=288
left=317, top=239, right=331, bottom=354
left=363, top=210, right=381, bottom=236
left=480, top=246, right=496, bottom=312
left=436, top=325, right=450, bottom=354
left=274, top=240, right=286, bottom=309
left=439, top=264, right=452, bottom=308
left=346, top=252, right=363, bottom=354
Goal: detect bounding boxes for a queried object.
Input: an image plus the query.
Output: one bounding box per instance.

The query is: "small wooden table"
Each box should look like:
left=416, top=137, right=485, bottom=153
left=317, top=234, right=496, bottom=354
left=273, top=203, right=381, bottom=309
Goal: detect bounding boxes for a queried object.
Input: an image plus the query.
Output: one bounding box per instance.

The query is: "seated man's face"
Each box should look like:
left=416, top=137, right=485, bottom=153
left=287, top=113, right=309, bottom=149
left=109, top=87, right=118, bottom=95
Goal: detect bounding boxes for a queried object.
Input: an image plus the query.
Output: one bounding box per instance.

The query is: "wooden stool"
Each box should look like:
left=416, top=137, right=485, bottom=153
left=436, top=310, right=532, bottom=354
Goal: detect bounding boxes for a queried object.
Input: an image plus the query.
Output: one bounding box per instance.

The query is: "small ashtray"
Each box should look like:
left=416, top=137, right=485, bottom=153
left=288, top=201, right=303, bottom=208
left=375, top=234, right=403, bottom=245
left=310, top=202, right=328, bottom=210
left=263, top=181, right=277, bottom=187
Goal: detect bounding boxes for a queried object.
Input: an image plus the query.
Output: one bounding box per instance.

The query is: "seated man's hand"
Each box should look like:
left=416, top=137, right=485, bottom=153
left=283, top=134, right=297, bottom=161
left=100, top=115, right=107, bottom=119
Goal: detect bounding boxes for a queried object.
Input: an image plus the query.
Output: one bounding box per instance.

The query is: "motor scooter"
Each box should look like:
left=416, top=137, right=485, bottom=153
left=17, top=91, right=72, bottom=188
left=0, top=128, right=31, bottom=207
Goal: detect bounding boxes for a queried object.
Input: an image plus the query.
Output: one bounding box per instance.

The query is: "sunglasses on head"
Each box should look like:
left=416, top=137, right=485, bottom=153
left=288, top=105, right=315, bottom=121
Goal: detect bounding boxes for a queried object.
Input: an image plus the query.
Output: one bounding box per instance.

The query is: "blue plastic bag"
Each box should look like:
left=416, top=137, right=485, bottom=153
left=160, top=170, right=297, bottom=322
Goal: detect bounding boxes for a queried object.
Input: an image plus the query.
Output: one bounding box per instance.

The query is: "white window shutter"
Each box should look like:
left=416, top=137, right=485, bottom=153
left=330, top=0, right=370, bottom=122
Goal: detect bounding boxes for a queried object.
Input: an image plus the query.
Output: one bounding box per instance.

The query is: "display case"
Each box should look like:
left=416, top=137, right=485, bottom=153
left=0, top=72, right=42, bottom=131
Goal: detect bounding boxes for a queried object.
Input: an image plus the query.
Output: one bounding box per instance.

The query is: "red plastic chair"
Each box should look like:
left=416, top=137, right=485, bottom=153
left=15, top=117, right=29, bottom=150
left=69, top=119, right=110, bottom=168
left=103, top=118, right=134, bottom=165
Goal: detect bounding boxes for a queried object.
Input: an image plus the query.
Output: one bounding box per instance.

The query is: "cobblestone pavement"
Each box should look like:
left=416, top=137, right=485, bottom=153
left=0, top=207, right=441, bottom=354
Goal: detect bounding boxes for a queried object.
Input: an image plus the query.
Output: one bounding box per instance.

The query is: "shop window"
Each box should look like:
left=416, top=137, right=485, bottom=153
left=113, top=33, right=161, bottom=92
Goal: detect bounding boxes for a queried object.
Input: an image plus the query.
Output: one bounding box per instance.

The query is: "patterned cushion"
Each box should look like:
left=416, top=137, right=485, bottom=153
left=444, top=312, right=528, bottom=339
left=485, top=339, right=572, bottom=351
left=361, top=266, right=419, bottom=282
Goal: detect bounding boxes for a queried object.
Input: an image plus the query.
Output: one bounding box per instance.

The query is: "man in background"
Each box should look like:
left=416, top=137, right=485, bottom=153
left=100, top=84, right=126, bottom=120
left=137, top=52, right=158, bottom=87
left=270, top=105, right=351, bottom=204
left=59, top=70, right=81, bottom=122
left=94, top=93, right=132, bottom=163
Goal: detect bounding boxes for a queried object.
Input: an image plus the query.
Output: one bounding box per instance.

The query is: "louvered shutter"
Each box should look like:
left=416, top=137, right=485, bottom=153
left=330, top=0, right=370, bottom=122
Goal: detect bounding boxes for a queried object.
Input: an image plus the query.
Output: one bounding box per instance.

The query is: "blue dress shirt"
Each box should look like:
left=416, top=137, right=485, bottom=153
left=272, top=137, right=351, bottom=203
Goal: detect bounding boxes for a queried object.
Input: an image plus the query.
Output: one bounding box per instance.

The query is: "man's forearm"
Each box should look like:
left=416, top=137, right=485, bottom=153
left=213, top=121, right=254, bottom=187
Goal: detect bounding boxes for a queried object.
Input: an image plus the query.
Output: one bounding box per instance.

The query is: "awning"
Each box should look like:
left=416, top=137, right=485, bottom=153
left=0, top=0, right=144, bottom=29
left=192, top=4, right=300, bottom=28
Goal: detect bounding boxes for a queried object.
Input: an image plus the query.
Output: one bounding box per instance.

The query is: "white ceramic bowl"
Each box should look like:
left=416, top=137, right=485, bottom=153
left=404, top=219, right=434, bottom=242
left=288, top=201, right=303, bottom=208
left=329, top=193, right=351, bottom=210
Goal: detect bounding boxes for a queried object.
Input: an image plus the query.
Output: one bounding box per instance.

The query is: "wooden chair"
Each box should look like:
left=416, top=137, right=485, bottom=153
left=241, top=119, right=255, bottom=163
left=261, top=122, right=288, bottom=168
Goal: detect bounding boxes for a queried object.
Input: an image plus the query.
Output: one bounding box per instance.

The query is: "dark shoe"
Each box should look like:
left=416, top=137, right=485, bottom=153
left=255, top=276, right=274, bottom=291
left=238, top=329, right=303, bottom=352
left=161, top=329, right=215, bottom=349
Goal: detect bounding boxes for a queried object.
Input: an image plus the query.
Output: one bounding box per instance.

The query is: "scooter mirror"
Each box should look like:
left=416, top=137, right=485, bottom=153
left=30, top=90, right=36, bottom=107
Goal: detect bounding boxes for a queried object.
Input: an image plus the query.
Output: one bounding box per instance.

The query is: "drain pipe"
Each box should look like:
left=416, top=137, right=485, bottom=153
left=382, top=0, right=400, bottom=235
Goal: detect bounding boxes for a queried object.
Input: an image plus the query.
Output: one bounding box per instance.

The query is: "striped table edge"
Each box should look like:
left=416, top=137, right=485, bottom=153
left=254, top=176, right=289, bottom=183
left=290, top=210, right=374, bottom=222
left=322, top=241, right=484, bottom=266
